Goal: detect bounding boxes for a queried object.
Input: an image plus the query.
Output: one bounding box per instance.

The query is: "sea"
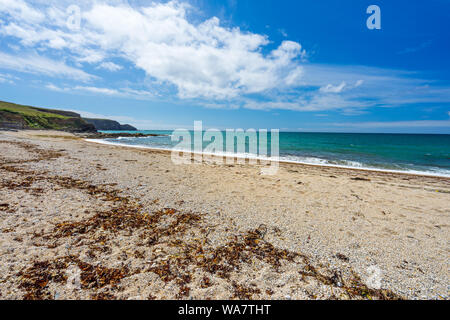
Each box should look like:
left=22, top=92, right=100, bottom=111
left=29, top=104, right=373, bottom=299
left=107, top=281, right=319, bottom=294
left=90, top=131, right=450, bottom=178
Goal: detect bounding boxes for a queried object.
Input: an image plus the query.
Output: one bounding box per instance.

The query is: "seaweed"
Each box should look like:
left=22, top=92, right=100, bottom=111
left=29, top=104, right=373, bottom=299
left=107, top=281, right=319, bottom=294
left=17, top=259, right=68, bottom=300
left=335, top=253, right=350, bottom=262
left=351, top=177, right=371, bottom=182
left=232, top=281, right=261, bottom=300
left=91, top=292, right=117, bottom=300
left=17, top=256, right=129, bottom=300
left=76, top=260, right=129, bottom=290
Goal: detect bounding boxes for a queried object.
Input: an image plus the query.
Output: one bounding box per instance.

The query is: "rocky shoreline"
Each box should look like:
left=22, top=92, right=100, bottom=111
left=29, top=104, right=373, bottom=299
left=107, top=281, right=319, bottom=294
left=77, top=132, right=165, bottom=139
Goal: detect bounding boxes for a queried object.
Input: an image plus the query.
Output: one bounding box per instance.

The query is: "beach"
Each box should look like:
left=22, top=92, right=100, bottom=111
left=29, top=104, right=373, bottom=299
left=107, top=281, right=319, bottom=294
left=0, top=130, right=448, bottom=300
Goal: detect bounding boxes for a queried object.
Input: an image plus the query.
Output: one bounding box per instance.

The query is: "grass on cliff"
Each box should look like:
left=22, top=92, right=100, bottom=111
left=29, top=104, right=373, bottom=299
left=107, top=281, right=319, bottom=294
left=0, top=101, right=69, bottom=119
left=0, top=101, right=72, bottom=130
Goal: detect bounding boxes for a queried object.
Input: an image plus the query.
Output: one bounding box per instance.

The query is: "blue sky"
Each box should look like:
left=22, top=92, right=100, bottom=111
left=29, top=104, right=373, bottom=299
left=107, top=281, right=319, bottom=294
left=0, top=0, right=449, bottom=133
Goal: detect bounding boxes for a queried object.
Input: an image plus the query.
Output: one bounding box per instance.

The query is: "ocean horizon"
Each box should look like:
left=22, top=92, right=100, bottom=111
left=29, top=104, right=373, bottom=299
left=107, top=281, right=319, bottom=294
left=94, top=131, right=450, bottom=178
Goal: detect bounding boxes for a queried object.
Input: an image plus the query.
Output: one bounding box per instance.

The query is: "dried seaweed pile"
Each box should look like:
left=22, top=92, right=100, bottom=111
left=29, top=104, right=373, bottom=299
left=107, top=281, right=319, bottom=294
left=17, top=256, right=129, bottom=300
left=1, top=140, right=403, bottom=300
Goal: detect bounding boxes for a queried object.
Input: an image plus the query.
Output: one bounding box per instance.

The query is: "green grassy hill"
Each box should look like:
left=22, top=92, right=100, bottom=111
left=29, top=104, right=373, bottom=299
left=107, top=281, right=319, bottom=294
left=0, top=101, right=96, bottom=132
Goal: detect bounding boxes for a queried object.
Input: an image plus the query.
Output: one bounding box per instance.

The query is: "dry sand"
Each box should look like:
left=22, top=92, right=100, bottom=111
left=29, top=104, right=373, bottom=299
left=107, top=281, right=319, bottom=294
left=0, top=130, right=448, bottom=300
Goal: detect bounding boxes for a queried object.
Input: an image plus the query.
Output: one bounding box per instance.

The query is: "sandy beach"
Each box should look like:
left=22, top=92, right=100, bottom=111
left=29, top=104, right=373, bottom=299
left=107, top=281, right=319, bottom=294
left=0, top=130, right=448, bottom=300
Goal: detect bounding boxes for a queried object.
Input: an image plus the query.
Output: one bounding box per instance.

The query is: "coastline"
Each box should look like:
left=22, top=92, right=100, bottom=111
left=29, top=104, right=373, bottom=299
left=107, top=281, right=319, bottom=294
left=86, top=138, right=450, bottom=179
left=1, top=130, right=449, bottom=300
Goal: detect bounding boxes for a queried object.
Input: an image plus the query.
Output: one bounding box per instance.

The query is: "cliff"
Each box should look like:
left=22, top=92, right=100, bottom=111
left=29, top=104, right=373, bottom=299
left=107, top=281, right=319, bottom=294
left=0, top=101, right=96, bottom=132
left=83, top=118, right=137, bottom=131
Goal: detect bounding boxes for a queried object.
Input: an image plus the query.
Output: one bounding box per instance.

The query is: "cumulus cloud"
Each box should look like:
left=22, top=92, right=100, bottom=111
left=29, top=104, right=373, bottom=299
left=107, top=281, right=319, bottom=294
left=0, top=0, right=306, bottom=99
left=83, top=4, right=305, bottom=98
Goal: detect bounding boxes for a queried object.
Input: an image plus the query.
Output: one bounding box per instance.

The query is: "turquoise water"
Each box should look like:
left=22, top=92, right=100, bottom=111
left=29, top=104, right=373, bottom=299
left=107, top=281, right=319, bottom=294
left=96, top=131, right=450, bottom=177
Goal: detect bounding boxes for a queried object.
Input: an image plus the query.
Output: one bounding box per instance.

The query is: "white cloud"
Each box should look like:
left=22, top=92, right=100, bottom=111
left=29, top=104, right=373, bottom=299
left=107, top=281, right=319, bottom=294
left=320, top=80, right=364, bottom=93
left=397, top=40, right=432, bottom=55
left=0, top=51, right=94, bottom=81
left=97, top=61, right=122, bottom=72
left=355, top=79, right=364, bottom=87
left=74, top=86, right=119, bottom=95
left=0, top=0, right=44, bottom=23
left=320, top=81, right=347, bottom=93
left=278, top=29, right=288, bottom=37
left=242, top=91, right=373, bottom=112
left=332, top=120, right=450, bottom=128
left=0, top=1, right=306, bottom=99
left=45, top=82, right=155, bottom=100
left=0, top=76, right=12, bottom=84
left=45, top=83, right=65, bottom=91
left=0, top=72, right=17, bottom=84
left=46, top=83, right=120, bottom=96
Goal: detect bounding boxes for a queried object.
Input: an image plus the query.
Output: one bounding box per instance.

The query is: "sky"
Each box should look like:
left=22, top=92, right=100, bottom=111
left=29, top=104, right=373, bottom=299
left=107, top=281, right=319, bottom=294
left=0, top=0, right=449, bottom=133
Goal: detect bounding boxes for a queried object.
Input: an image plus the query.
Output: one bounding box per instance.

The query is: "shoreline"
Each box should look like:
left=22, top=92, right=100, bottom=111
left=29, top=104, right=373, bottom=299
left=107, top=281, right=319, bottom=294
left=86, top=138, right=450, bottom=180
